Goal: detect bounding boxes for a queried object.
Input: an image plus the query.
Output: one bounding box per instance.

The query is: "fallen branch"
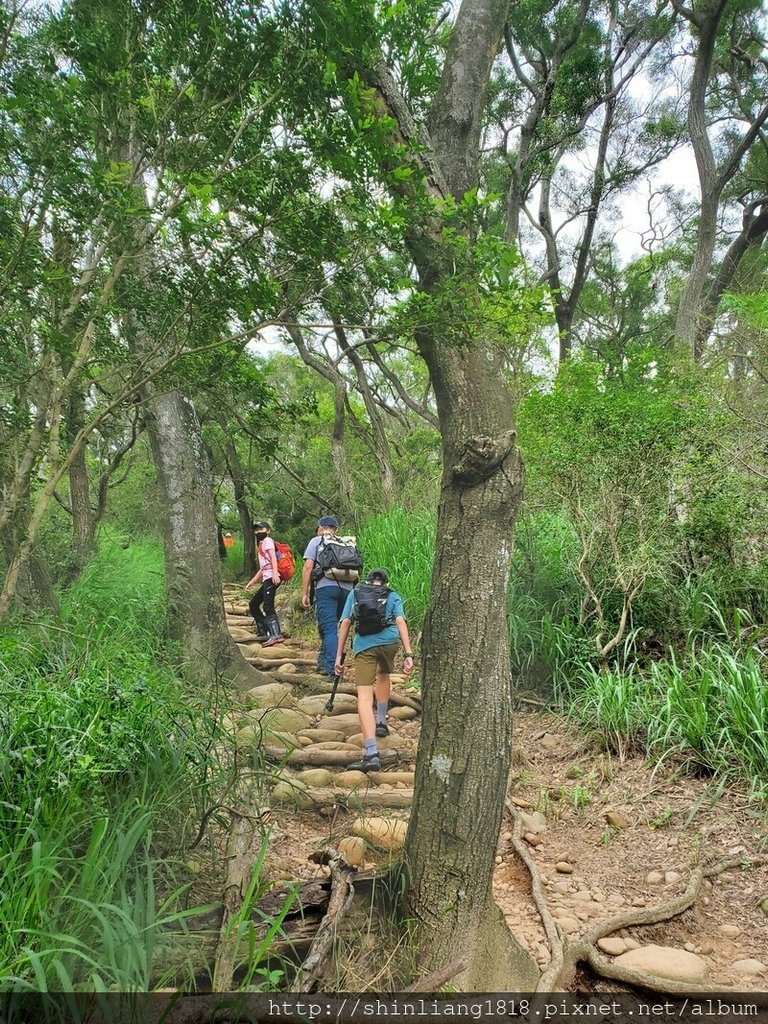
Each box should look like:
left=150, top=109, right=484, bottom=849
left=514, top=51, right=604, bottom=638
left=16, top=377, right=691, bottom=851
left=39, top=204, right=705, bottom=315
left=296, top=853, right=356, bottom=992
left=514, top=696, right=548, bottom=708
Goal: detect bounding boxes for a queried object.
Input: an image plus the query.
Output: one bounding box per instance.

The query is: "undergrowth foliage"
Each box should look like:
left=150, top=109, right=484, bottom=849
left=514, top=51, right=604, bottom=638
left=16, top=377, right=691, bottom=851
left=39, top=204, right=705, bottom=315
left=360, top=507, right=768, bottom=797
left=567, top=612, right=768, bottom=795
left=0, top=540, right=221, bottom=991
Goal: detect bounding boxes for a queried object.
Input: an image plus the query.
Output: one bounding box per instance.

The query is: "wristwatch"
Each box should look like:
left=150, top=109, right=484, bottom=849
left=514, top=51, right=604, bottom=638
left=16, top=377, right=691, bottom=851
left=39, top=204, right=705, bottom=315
left=404, top=652, right=414, bottom=658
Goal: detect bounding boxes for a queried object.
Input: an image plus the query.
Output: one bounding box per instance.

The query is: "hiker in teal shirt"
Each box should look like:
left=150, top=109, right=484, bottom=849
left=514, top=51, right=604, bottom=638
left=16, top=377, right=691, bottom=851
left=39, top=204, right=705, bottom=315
left=335, top=568, right=415, bottom=772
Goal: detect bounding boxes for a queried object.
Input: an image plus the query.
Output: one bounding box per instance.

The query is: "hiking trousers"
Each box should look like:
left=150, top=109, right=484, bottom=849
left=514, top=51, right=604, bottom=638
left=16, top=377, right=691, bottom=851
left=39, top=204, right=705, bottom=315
left=249, top=578, right=279, bottom=625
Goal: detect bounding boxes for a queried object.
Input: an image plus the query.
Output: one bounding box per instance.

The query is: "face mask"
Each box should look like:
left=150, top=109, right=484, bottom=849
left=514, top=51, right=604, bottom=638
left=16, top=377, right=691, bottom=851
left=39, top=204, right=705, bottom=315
left=255, top=533, right=268, bottom=544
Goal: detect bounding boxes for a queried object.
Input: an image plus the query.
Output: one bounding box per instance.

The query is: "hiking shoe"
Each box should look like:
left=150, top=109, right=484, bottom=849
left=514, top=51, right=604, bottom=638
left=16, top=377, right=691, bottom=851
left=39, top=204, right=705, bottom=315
left=347, top=753, right=381, bottom=772
left=375, top=722, right=389, bottom=738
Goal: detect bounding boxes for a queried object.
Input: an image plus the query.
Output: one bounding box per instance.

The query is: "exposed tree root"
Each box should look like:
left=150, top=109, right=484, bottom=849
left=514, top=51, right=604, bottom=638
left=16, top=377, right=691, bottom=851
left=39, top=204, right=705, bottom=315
left=506, top=797, right=563, bottom=989
left=403, top=956, right=469, bottom=992
left=296, top=853, right=356, bottom=992
left=211, top=810, right=265, bottom=991
left=506, top=798, right=768, bottom=994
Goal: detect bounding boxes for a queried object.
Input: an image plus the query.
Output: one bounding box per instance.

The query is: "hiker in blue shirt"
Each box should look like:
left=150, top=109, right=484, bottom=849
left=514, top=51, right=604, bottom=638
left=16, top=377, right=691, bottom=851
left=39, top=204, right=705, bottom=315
left=334, top=568, right=414, bottom=772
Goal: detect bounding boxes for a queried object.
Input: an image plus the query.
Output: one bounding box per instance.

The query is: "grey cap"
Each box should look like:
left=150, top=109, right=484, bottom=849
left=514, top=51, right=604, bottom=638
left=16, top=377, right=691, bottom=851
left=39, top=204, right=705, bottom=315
left=317, top=515, right=339, bottom=528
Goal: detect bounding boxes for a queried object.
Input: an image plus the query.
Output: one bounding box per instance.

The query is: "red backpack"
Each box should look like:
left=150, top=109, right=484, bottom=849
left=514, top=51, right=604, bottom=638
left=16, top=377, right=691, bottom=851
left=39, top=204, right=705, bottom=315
left=274, top=540, right=296, bottom=582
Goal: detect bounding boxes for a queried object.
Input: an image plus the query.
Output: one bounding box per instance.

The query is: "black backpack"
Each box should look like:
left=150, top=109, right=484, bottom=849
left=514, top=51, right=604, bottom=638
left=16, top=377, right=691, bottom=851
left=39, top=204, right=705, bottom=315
left=312, top=534, right=363, bottom=583
left=353, top=583, right=392, bottom=636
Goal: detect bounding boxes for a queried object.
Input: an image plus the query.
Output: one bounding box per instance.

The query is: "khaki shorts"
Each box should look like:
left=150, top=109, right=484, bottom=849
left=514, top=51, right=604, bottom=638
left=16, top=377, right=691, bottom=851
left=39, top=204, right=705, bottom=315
left=353, top=643, right=399, bottom=687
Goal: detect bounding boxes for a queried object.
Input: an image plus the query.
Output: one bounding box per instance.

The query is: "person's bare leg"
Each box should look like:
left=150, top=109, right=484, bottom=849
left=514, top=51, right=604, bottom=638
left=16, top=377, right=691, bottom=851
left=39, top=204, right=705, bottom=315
left=357, top=684, right=376, bottom=742
left=349, top=683, right=381, bottom=771
left=374, top=670, right=390, bottom=708
left=374, top=670, right=391, bottom=735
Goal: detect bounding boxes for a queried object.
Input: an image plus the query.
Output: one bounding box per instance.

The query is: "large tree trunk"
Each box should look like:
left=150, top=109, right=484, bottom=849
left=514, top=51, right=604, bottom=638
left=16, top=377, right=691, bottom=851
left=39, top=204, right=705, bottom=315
left=142, top=389, right=268, bottom=689
left=367, top=0, right=537, bottom=989
left=69, top=451, right=95, bottom=568
left=67, top=394, right=96, bottom=575
left=1, top=523, right=59, bottom=616
left=404, top=342, right=533, bottom=989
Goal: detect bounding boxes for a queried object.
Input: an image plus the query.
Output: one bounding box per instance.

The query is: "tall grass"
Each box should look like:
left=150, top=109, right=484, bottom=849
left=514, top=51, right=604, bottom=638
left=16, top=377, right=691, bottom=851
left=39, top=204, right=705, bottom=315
left=221, top=539, right=246, bottom=583
left=0, top=538, right=220, bottom=991
left=568, top=637, right=768, bottom=793
left=358, top=507, right=768, bottom=792
left=358, top=508, right=435, bottom=626
left=507, top=512, right=593, bottom=691
left=358, top=507, right=597, bottom=680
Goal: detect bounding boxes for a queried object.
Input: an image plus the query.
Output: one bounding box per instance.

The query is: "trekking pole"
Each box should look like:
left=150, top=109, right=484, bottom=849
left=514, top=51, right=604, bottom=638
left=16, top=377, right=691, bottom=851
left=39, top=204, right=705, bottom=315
left=324, top=651, right=346, bottom=713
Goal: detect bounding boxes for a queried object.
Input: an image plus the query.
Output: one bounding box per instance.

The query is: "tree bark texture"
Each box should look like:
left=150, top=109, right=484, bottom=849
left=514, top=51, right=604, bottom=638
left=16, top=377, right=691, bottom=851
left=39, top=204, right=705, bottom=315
left=403, top=341, right=529, bottom=988
left=1, top=524, right=59, bottom=616
left=142, top=389, right=267, bottom=689
left=67, top=394, right=96, bottom=576
left=367, top=0, right=537, bottom=988
left=69, top=447, right=95, bottom=571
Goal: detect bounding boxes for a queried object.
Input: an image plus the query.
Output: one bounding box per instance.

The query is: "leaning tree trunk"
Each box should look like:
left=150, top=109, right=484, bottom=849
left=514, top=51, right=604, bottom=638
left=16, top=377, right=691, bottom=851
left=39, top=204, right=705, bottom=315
left=141, top=389, right=269, bottom=689
left=222, top=437, right=254, bottom=576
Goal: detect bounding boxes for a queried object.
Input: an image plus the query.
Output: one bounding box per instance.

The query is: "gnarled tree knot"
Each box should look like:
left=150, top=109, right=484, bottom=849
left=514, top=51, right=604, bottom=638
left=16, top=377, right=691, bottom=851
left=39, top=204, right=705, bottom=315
left=452, top=429, right=517, bottom=485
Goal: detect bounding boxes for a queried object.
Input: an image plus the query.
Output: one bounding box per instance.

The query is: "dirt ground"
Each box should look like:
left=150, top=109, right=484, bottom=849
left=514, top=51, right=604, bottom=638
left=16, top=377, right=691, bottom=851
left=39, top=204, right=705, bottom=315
left=217, top=600, right=768, bottom=994
left=246, top=705, right=768, bottom=993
